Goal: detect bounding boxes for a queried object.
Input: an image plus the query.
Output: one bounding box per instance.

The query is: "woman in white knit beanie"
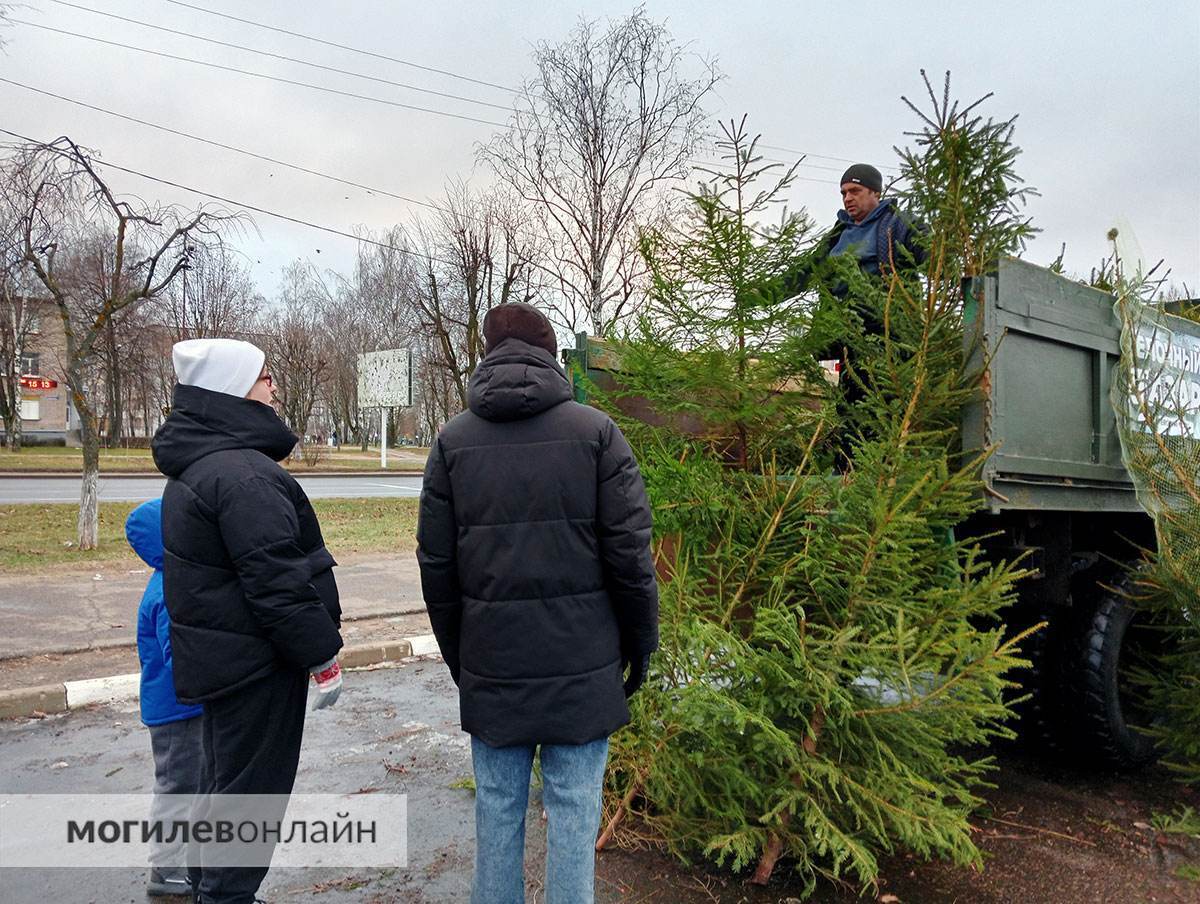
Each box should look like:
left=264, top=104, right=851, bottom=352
left=151, top=337, right=343, bottom=903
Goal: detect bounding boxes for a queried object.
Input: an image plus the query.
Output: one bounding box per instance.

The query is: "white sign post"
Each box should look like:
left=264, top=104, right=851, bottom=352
left=357, top=349, right=413, bottom=469
left=380, top=409, right=388, bottom=469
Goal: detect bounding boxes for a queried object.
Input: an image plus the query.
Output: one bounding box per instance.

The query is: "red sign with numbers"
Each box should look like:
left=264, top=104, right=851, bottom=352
left=19, top=375, right=57, bottom=390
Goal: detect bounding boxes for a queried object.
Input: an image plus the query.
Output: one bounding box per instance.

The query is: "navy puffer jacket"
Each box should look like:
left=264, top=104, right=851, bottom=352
left=417, top=338, right=659, bottom=747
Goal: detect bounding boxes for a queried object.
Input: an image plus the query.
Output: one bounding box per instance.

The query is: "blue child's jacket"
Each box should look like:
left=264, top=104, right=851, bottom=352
left=126, top=498, right=203, bottom=726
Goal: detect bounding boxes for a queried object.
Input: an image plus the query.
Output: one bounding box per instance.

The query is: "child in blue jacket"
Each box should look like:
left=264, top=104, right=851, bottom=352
left=127, top=497, right=203, bottom=898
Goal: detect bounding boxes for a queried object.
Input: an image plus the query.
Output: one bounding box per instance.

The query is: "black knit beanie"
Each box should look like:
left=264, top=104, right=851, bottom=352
left=839, top=163, right=883, bottom=194
left=482, top=303, right=557, bottom=357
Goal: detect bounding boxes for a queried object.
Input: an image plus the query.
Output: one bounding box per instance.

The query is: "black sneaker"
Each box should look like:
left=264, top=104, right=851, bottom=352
left=147, top=867, right=191, bottom=897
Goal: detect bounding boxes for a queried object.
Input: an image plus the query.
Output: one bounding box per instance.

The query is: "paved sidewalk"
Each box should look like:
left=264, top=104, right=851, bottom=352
left=0, top=553, right=426, bottom=660
left=0, top=662, right=684, bottom=903
left=1, top=660, right=479, bottom=902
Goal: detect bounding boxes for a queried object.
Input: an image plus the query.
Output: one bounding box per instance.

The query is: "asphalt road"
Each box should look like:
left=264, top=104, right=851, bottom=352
left=0, top=474, right=424, bottom=504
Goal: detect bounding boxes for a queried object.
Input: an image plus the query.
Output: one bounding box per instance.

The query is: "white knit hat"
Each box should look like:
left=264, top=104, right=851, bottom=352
left=172, top=338, right=266, bottom=398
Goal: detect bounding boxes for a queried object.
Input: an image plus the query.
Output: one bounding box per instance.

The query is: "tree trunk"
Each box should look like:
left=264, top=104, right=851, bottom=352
left=75, top=393, right=101, bottom=549
left=141, top=385, right=152, bottom=444
left=104, top=362, right=119, bottom=447
left=591, top=261, right=604, bottom=337
left=3, top=411, right=21, bottom=451
left=3, top=358, right=24, bottom=450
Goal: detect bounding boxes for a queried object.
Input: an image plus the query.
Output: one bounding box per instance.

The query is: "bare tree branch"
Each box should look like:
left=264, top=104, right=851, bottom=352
left=479, top=8, right=719, bottom=335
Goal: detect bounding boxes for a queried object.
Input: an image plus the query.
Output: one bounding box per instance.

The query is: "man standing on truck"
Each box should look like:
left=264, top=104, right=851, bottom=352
left=783, top=163, right=926, bottom=302
left=824, top=163, right=925, bottom=280
left=782, top=164, right=927, bottom=468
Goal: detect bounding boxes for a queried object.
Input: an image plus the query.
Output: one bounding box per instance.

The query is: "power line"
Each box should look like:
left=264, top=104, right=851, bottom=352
left=687, top=159, right=843, bottom=185
left=157, top=0, right=899, bottom=175
left=0, top=73, right=851, bottom=201
left=756, top=142, right=900, bottom=172
left=0, top=81, right=840, bottom=265
left=0, top=78, right=576, bottom=250
left=0, top=124, right=839, bottom=278
left=157, top=0, right=521, bottom=96
left=0, top=78, right=447, bottom=213
left=45, top=0, right=513, bottom=113
left=0, top=126, right=461, bottom=268
left=9, top=19, right=509, bottom=128
left=24, top=12, right=900, bottom=179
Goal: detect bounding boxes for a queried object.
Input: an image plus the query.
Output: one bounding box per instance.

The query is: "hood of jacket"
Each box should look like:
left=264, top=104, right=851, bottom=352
left=466, top=338, right=573, bottom=423
left=152, top=382, right=299, bottom=478
left=125, top=497, right=164, bottom=569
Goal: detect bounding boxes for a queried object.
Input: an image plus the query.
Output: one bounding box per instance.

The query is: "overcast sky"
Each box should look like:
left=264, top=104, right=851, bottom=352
left=3, top=0, right=1198, bottom=297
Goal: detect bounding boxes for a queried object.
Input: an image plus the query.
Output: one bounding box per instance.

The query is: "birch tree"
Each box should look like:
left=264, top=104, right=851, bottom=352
left=479, top=7, right=719, bottom=335
left=0, top=265, right=40, bottom=450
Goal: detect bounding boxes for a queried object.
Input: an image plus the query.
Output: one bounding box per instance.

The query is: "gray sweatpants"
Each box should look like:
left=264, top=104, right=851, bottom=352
left=147, top=715, right=203, bottom=869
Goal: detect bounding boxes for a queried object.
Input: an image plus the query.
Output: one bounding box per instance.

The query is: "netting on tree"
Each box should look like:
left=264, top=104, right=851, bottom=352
left=1111, top=287, right=1200, bottom=783
left=1112, top=291, right=1200, bottom=592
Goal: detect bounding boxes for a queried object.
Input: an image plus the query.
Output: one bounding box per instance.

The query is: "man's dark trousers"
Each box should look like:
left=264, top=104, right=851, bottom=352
left=188, top=667, right=309, bottom=904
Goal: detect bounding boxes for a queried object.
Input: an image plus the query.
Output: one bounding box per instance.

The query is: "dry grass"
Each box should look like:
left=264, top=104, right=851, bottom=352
left=0, top=498, right=420, bottom=573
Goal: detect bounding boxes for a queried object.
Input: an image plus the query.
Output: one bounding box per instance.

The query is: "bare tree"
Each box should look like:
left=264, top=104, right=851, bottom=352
left=267, top=262, right=330, bottom=445
left=0, top=266, right=40, bottom=450
left=321, top=226, right=418, bottom=450
left=156, top=243, right=263, bottom=342
left=413, top=337, right=459, bottom=443
left=2, top=136, right=235, bottom=548
left=1, top=149, right=54, bottom=451
left=410, top=183, right=543, bottom=410
left=479, top=7, right=719, bottom=335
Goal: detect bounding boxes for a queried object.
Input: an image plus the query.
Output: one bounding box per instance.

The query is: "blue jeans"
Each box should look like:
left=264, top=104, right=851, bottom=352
left=470, top=735, right=609, bottom=904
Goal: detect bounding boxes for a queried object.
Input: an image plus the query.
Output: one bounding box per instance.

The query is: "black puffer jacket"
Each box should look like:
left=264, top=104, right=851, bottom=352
left=417, top=338, right=659, bottom=747
left=152, top=384, right=343, bottom=704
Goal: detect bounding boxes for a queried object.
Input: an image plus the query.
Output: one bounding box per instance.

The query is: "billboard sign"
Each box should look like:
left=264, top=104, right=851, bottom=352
left=357, top=349, right=412, bottom=409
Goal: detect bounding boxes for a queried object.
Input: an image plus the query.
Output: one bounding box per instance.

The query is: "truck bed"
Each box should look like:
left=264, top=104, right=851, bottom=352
left=963, top=258, right=1147, bottom=513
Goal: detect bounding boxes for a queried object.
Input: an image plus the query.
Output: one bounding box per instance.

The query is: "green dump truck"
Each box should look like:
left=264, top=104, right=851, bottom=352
left=566, top=257, right=1199, bottom=769
left=960, top=257, right=1200, bottom=768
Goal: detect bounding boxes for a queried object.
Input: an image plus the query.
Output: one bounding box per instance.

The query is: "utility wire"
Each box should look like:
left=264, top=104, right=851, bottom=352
left=0, top=78, right=579, bottom=250
left=0, top=126, right=462, bottom=267
left=10, top=19, right=509, bottom=128
left=0, top=77, right=446, bottom=213
left=154, top=0, right=899, bottom=174
left=0, top=123, right=840, bottom=277
left=45, top=1, right=858, bottom=176
left=157, top=0, right=521, bottom=95
left=44, top=0, right=513, bottom=113
left=24, top=11, right=899, bottom=178
left=756, top=142, right=900, bottom=172
left=0, top=81, right=840, bottom=264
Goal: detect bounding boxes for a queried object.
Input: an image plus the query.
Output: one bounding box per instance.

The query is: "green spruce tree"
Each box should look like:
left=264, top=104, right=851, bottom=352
left=593, top=80, right=1037, bottom=897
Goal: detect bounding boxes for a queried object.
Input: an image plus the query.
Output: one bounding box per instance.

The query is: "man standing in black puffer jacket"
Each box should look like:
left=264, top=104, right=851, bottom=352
left=152, top=338, right=344, bottom=904
left=417, top=303, right=659, bottom=904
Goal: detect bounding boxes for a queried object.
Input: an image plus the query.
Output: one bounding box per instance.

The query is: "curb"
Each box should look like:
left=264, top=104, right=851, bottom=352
left=0, top=634, right=441, bottom=721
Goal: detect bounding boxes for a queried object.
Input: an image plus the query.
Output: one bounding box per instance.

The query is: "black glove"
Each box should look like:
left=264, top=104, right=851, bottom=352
left=623, top=653, right=651, bottom=698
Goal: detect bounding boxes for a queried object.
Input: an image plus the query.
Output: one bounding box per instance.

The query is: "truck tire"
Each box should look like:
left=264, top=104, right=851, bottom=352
left=1008, top=609, right=1067, bottom=754
left=1074, top=580, right=1160, bottom=769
